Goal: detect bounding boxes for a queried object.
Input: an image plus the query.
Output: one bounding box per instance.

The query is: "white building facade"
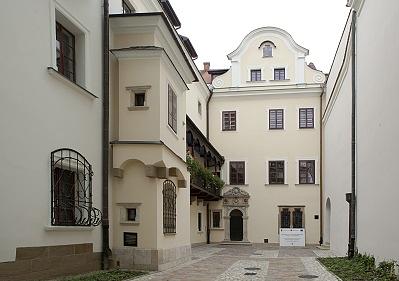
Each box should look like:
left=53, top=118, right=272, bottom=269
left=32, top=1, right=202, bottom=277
left=323, top=0, right=399, bottom=263
left=208, top=27, right=326, bottom=245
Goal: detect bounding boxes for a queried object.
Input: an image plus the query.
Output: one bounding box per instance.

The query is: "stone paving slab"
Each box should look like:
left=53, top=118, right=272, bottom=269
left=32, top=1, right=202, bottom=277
left=215, top=260, right=268, bottom=281
left=129, top=244, right=338, bottom=281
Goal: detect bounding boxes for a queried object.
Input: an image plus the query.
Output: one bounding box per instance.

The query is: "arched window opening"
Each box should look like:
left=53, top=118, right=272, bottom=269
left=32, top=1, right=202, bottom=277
left=163, top=180, right=177, bottom=234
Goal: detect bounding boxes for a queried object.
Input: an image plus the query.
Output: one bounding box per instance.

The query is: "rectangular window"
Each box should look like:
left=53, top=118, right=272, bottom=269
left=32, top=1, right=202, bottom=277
left=279, top=207, right=304, bottom=229
left=123, top=232, right=138, bottom=247
left=53, top=167, right=76, bottom=225
left=212, top=211, right=221, bottom=228
left=263, top=45, right=273, bottom=57
left=127, top=208, right=137, bottom=221
left=269, top=161, right=285, bottom=184
left=250, top=69, right=262, bottom=81
left=299, top=160, right=315, bottom=184
left=198, top=213, right=202, bottom=231
left=299, top=108, right=314, bottom=128
left=122, top=0, right=134, bottom=14
left=269, top=109, right=284, bottom=130
left=198, top=101, right=202, bottom=116
left=168, top=85, right=177, bottom=133
left=222, top=111, right=236, bottom=131
left=229, top=161, right=245, bottom=185
left=274, top=68, right=286, bottom=80
left=56, top=22, right=75, bottom=82
left=135, top=92, right=145, bottom=107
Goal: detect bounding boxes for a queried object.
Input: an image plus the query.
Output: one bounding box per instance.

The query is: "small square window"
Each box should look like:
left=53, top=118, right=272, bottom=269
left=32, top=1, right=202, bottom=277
left=135, top=93, right=145, bottom=107
left=123, top=232, right=137, bottom=247
left=127, top=208, right=137, bottom=221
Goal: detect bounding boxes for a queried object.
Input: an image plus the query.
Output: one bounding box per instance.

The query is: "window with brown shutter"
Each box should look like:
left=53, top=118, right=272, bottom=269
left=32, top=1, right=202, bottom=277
left=222, top=111, right=236, bottom=131
left=299, top=108, right=314, bottom=128
left=168, top=85, right=177, bottom=133
left=274, top=68, right=285, bottom=80
left=56, top=22, right=75, bottom=82
left=269, top=109, right=284, bottom=129
left=250, top=69, right=262, bottom=81
left=229, top=161, right=245, bottom=185
left=269, top=161, right=285, bottom=184
left=299, top=160, right=315, bottom=184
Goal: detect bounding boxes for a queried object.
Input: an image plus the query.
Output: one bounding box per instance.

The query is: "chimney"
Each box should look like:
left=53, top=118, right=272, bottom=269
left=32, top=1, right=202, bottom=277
left=203, top=62, right=210, bottom=72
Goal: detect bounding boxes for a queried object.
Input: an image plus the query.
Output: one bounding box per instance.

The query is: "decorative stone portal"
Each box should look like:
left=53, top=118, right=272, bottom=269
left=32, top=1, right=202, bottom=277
left=223, top=187, right=250, bottom=243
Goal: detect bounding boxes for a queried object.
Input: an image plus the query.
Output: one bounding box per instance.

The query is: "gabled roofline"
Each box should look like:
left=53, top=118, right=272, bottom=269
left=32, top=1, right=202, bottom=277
left=227, top=26, right=309, bottom=60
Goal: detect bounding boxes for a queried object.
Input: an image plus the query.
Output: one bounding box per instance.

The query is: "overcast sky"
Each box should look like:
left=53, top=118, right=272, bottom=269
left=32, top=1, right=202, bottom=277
left=171, top=0, right=350, bottom=73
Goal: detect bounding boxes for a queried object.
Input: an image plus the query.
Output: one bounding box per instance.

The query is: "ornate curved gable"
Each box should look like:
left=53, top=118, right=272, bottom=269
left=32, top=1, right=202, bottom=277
left=223, top=187, right=250, bottom=199
left=227, top=26, right=309, bottom=60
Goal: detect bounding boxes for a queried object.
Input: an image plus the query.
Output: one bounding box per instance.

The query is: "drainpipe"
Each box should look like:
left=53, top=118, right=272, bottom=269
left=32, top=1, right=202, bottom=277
left=206, top=203, right=210, bottom=244
left=102, top=0, right=111, bottom=269
left=206, top=89, right=214, bottom=140
left=348, top=10, right=357, bottom=259
left=319, top=89, right=324, bottom=245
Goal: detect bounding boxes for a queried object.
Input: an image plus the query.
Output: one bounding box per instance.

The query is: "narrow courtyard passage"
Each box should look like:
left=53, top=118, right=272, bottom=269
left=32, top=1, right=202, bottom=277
left=131, top=244, right=339, bottom=281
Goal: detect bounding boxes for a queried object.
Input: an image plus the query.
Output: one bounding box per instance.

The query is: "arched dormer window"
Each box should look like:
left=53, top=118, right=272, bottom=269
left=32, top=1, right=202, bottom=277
left=259, top=41, right=276, bottom=58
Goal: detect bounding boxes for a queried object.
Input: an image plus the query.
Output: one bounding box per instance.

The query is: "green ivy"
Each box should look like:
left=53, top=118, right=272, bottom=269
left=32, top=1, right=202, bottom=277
left=186, top=155, right=225, bottom=191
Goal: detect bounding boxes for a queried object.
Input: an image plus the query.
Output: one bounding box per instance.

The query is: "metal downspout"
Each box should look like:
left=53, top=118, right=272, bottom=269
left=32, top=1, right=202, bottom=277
left=319, top=89, right=324, bottom=245
left=348, top=10, right=357, bottom=259
left=102, top=0, right=111, bottom=269
left=206, top=89, right=214, bottom=140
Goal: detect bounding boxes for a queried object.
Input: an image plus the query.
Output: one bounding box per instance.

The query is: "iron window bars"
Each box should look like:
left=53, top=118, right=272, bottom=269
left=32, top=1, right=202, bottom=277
left=51, top=148, right=101, bottom=226
left=299, top=108, right=314, bottom=128
left=163, top=180, right=176, bottom=234
left=168, top=85, right=177, bottom=133
left=56, top=22, right=75, bottom=82
left=280, top=207, right=304, bottom=229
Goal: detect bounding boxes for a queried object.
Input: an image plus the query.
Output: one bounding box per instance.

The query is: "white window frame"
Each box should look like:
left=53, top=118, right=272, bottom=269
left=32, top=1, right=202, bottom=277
left=270, top=66, right=289, bottom=81
left=127, top=85, right=151, bottom=111
left=265, top=159, right=288, bottom=185
left=266, top=107, right=286, bottom=131
left=295, top=158, right=319, bottom=185
left=297, top=107, right=317, bottom=129
left=50, top=0, right=90, bottom=88
left=227, top=159, right=248, bottom=185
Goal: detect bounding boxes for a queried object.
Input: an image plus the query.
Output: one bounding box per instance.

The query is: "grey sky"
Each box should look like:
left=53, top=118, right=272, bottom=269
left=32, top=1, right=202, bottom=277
left=171, top=0, right=350, bottom=73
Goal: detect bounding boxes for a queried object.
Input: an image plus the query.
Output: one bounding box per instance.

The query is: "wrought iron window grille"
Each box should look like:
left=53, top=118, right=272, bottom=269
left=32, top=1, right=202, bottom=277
left=51, top=148, right=102, bottom=227
left=163, top=180, right=176, bottom=234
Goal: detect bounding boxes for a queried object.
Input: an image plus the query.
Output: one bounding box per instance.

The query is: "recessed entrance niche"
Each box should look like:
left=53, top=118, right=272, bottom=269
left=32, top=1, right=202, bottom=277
left=230, top=209, right=243, bottom=241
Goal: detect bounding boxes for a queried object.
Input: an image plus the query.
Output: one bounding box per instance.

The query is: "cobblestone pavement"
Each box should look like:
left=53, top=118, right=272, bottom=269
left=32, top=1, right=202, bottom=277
left=130, top=244, right=339, bottom=281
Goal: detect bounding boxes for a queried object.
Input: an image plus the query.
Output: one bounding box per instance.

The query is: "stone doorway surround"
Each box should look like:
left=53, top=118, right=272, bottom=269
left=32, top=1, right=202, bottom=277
left=222, top=187, right=250, bottom=243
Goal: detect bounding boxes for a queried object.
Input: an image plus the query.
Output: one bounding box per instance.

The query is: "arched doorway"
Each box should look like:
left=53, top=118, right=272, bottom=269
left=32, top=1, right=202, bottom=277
left=325, top=198, right=331, bottom=244
left=230, top=209, right=243, bottom=241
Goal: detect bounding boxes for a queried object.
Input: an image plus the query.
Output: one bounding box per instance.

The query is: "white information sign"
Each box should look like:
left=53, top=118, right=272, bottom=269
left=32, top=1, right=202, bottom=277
left=279, top=228, right=305, bottom=247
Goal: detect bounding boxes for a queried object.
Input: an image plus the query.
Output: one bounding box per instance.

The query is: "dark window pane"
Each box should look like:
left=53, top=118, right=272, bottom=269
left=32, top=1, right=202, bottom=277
left=230, top=161, right=245, bottom=185
left=269, top=161, right=284, bottom=184
left=274, top=68, right=285, bottom=80
left=299, top=108, right=314, bottom=128
left=123, top=232, right=137, bottom=246
left=251, top=69, right=261, bottom=81
left=269, top=109, right=284, bottom=129
left=163, top=180, right=176, bottom=234
left=212, top=211, right=221, bottom=228
left=168, top=86, right=177, bottom=133
left=281, top=208, right=290, bottom=228
left=198, top=213, right=202, bottom=231
left=299, top=160, right=315, bottom=184
left=56, top=22, right=75, bottom=82
left=127, top=208, right=137, bottom=221
left=293, top=208, right=303, bottom=228
left=135, top=93, right=145, bottom=106
left=222, top=111, right=236, bottom=131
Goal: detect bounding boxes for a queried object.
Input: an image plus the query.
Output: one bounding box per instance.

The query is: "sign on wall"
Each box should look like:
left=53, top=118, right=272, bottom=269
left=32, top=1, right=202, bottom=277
left=279, top=228, right=305, bottom=247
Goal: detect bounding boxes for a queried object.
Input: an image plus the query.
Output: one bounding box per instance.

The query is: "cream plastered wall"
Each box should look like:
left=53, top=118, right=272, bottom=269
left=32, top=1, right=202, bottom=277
left=112, top=160, right=158, bottom=249
left=186, top=82, right=209, bottom=136
left=0, top=0, right=103, bottom=262
left=117, top=58, right=161, bottom=141
left=209, top=201, right=225, bottom=243
left=209, top=92, right=322, bottom=244
left=190, top=201, right=208, bottom=245
left=110, top=0, right=160, bottom=14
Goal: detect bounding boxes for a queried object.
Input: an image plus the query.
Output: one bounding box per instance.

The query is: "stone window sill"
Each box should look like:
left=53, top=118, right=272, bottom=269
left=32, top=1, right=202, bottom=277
left=265, top=184, right=289, bottom=186
left=120, top=221, right=140, bottom=225
left=269, top=79, right=291, bottom=82
left=128, top=106, right=149, bottom=111
left=295, top=183, right=319, bottom=186
left=164, top=233, right=176, bottom=236
left=210, top=228, right=224, bottom=231
left=47, top=67, right=98, bottom=99
left=44, top=225, right=95, bottom=232
left=246, top=80, right=266, bottom=83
